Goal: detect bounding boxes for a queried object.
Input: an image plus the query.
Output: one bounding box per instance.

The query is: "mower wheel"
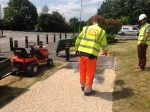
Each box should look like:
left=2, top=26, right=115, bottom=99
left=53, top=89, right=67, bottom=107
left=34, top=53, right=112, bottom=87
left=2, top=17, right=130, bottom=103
left=46, top=58, right=53, bottom=66
left=25, top=62, right=39, bottom=77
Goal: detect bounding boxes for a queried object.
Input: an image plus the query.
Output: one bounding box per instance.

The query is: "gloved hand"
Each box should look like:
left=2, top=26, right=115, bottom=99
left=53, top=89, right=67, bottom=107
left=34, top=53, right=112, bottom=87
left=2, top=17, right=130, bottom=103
left=142, top=42, right=145, bottom=46
left=101, top=51, right=109, bottom=56
left=75, top=51, right=79, bottom=56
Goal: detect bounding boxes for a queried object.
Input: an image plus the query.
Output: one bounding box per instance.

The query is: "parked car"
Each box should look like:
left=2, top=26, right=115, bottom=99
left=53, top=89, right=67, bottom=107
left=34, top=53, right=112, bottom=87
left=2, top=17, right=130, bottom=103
left=118, top=25, right=139, bottom=36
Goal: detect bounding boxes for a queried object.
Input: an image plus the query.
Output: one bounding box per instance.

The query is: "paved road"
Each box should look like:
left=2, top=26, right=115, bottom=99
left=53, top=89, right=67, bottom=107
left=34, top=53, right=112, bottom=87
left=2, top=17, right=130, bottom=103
left=115, top=34, right=138, bottom=39
left=0, top=30, right=74, bottom=52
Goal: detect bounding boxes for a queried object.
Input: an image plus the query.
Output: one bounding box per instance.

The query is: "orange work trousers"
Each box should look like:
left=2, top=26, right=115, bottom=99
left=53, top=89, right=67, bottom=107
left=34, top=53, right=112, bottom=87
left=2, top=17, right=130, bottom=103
left=79, top=56, right=96, bottom=89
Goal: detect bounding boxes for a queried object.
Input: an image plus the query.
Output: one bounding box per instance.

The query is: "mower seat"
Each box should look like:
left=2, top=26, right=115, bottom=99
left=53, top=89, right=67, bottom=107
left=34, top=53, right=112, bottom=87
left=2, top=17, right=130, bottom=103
left=14, top=48, right=30, bottom=58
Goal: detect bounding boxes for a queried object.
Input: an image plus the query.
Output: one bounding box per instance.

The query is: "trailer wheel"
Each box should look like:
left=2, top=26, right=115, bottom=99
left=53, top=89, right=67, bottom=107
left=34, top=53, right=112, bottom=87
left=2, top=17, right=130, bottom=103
left=46, top=58, right=53, bottom=66
left=25, top=62, right=39, bottom=77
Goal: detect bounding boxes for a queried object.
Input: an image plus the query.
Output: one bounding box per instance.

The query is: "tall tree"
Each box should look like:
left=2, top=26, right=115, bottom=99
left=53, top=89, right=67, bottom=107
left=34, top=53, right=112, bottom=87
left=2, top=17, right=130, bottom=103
left=37, top=11, right=68, bottom=32
left=97, top=0, right=150, bottom=25
left=41, top=5, right=49, bottom=14
left=69, top=17, right=79, bottom=33
left=3, top=0, right=38, bottom=30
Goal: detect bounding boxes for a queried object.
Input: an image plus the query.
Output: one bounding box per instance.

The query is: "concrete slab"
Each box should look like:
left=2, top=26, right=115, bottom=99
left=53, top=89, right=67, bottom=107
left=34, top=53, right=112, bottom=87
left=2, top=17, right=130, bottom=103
left=97, top=56, right=115, bottom=69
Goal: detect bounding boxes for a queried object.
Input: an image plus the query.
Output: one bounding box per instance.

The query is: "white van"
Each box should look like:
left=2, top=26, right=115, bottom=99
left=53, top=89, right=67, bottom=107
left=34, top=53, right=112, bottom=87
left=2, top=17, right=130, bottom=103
left=118, top=25, right=139, bottom=36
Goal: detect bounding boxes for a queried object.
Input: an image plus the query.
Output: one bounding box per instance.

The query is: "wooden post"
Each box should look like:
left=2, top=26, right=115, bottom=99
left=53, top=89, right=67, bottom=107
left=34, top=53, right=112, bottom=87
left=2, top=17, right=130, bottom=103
left=10, top=37, right=13, bottom=51
left=25, top=36, right=28, bottom=48
left=65, top=43, right=70, bottom=62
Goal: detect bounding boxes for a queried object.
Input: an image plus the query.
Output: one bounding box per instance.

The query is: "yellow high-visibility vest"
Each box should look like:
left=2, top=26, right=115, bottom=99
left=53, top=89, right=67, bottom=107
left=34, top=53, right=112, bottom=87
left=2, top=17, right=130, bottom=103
left=138, top=23, right=150, bottom=45
left=75, top=25, right=108, bottom=57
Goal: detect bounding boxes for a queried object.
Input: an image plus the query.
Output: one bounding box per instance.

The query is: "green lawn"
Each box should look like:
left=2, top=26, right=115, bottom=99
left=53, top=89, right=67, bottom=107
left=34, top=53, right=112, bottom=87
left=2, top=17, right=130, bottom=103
left=109, top=40, right=150, bottom=112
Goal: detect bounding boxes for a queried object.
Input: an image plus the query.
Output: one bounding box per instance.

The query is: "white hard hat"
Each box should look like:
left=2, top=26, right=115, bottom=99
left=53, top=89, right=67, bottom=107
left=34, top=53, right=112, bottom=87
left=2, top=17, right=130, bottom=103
left=138, top=14, right=147, bottom=21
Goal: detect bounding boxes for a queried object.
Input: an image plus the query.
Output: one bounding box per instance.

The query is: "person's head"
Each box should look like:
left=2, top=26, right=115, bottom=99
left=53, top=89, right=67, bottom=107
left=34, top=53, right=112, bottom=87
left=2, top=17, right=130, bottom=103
left=138, top=14, right=147, bottom=25
left=92, top=18, right=100, bottom=25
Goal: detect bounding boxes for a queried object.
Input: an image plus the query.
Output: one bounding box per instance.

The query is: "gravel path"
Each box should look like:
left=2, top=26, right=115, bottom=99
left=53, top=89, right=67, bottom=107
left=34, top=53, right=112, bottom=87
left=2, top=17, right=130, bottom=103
left=0, top=63, right=116, bottom=112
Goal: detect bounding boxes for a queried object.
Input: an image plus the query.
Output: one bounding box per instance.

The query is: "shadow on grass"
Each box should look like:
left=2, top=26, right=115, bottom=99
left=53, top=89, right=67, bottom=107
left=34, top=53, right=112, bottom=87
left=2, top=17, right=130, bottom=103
left=0, top=85, right=28, bottom=109
left=112, top=79, right=134, bottom=101
left=92, top=80, right=134, bottom=101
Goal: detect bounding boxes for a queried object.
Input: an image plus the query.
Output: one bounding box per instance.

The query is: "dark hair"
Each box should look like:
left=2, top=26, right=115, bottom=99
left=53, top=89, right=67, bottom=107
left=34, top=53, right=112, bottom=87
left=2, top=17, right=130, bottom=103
left=92, top=18, right=100, bottom=24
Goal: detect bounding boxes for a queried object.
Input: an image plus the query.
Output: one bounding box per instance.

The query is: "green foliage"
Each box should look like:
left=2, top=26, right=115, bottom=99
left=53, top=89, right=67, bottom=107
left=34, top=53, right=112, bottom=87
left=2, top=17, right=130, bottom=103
left=105, top=18, right=122, bottom=34
left=106, top=33, right=117, bottom=43
left=118, top=16, right=129, bottom=25
left=69, top=17, right=79, bottom=33
left=37, top=11, right=68, bottom=32
left=70, top=34, right=78, bottom=46
left=97, top=0, right=150, bottom=25
left=3, top=0, right=38, bottom=30
left=68, top=17, right=86, bottom=33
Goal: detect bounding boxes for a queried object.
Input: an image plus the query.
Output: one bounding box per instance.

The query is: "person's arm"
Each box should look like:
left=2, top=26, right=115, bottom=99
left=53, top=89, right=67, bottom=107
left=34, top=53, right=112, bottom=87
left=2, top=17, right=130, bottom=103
left=143, top=32, right=150, bottom=43
left=101, top=33, right=108, bottom=51
left=100, top=31, right=109, bottom=56
left=74, top=27, right=85, bottom=51
left=143, top=25, right=150, bottom=45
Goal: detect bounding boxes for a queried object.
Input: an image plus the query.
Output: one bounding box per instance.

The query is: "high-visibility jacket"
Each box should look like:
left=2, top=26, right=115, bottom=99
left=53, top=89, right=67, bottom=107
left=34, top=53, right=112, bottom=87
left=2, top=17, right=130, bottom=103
left=138, top=23, right=150, bottom=45
left=75, top=25, right=108, bottom=57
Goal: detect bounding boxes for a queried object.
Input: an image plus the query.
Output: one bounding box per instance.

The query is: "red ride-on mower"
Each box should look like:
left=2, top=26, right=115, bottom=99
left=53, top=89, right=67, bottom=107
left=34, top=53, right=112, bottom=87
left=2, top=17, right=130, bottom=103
left=11, top=42, right=53, bottom=77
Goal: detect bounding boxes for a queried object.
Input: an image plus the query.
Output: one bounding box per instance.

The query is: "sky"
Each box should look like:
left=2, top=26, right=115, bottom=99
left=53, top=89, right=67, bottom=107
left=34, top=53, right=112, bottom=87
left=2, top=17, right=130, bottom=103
left=0, top=0, right=104, bottom=21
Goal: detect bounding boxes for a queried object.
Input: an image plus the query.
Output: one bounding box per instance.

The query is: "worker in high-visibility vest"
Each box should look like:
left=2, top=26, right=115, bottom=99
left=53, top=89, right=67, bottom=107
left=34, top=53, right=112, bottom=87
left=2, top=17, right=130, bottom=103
left=136, top=14, right=150, bottom=71
left=75, top=17, right=108, bottom=96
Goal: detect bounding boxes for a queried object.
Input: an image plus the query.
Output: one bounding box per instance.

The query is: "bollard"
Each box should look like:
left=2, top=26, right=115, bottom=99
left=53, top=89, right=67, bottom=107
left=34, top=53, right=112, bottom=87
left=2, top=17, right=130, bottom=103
left=1, top=30, right=3, bottom=36
left=10, top=37, right=13, bottom=51
left=65, top=43, right=70, bottom=62
left=37, top=35, right=40, bottom=45
left=73, top=32, right=74, bottom=36
left=54, top=34, right=56, bottom=42
left=39, top=41, right=43, bottom=48
left=46, top=34, right=48, bottom=44
left=60, top=33, right=61, bottom=39
left=25, top=36, right=28, bottom=48
left=65, top=33, right=67, bottom=38
left=14, top=40, right=18, bottom=48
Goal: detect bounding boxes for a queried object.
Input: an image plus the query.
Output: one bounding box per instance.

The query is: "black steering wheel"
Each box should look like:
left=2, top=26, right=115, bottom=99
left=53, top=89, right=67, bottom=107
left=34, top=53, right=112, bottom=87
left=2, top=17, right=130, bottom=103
left=27, top=42, right=36, bottom=48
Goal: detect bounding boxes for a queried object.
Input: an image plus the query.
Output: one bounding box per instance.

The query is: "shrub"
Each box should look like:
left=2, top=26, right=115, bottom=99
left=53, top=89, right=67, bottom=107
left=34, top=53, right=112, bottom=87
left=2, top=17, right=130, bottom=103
left=71, top=35, right=78, bottom=46
left=105, top=18, right=121, bottom=34
left=106, top=33, right=117, bottom=43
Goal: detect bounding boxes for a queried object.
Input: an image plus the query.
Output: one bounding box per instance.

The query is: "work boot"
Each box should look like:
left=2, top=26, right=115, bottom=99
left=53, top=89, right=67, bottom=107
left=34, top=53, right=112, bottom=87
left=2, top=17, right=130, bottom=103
left=135, top=68, right=143, bottom=71
left=134, top=66, right=140, bottom=69
left=81, top=87, right=84, bottom=91
left=84, top=90, right=95, bottom=96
